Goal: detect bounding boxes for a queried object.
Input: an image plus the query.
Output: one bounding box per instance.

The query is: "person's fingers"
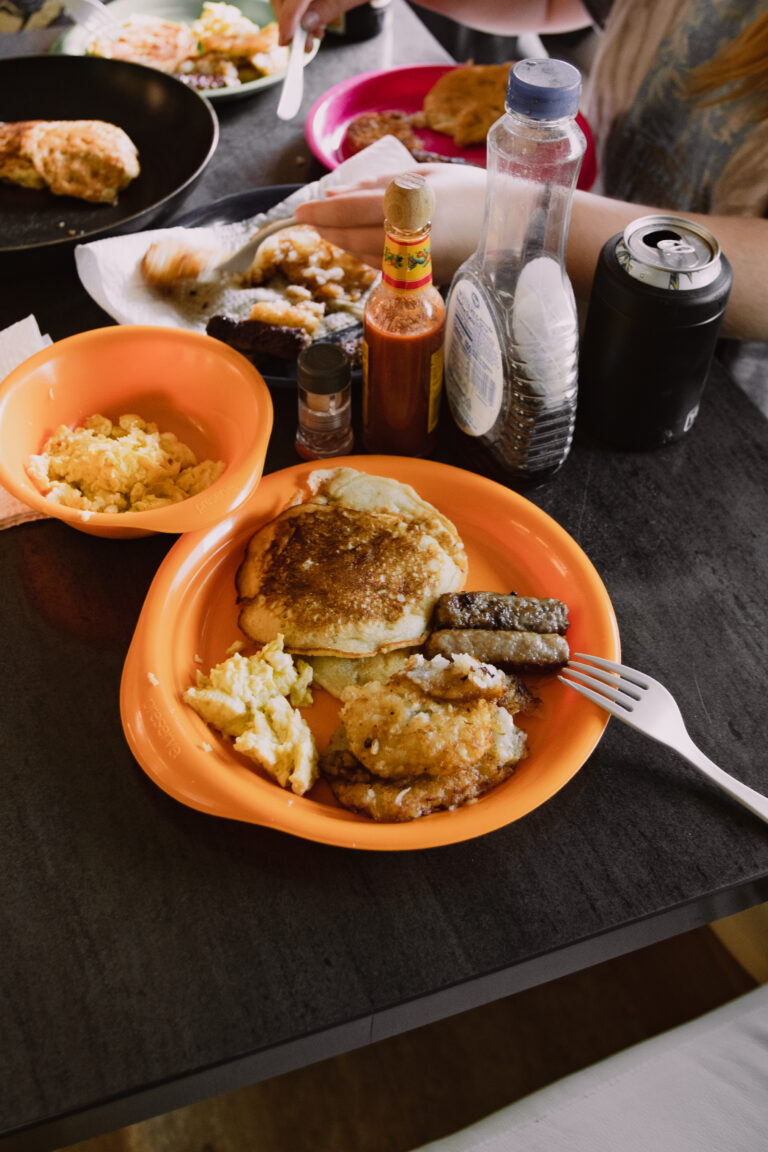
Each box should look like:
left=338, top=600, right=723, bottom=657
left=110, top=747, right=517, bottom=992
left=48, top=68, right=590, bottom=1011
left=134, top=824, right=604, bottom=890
left=305, top=224, right=382, bottom=266
left=270, top=0, right=304, bottom=44
left=274, top=0, right=363, bottom=44
left=296, top=189, right=386, bottom=229
left=295, top=163, right=487, bottom=283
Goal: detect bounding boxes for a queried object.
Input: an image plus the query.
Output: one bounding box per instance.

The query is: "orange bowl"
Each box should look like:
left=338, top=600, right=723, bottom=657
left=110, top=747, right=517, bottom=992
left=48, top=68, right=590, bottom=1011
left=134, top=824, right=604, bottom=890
left=0, top=326, right=273, bottom=538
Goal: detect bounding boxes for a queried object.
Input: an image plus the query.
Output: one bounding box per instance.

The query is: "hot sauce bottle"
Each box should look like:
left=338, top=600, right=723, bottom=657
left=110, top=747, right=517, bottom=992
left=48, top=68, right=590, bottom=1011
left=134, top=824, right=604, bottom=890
left=362, top=173, right=445, bottom=457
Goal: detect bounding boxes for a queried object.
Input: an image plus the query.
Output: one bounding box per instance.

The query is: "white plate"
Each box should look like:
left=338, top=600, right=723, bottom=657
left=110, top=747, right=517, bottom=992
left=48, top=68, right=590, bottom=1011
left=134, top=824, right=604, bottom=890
left=54, top=0, right=319, bottom=102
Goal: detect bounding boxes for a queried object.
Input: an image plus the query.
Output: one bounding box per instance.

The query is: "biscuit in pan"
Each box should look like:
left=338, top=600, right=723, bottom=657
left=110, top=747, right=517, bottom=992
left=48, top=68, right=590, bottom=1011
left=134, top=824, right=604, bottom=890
left=0, top=119, right=139, bottom=204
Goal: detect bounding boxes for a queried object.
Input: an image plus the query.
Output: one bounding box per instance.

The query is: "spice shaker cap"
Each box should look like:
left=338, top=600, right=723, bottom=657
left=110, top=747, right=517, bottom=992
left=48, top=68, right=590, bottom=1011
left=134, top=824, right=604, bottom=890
left=297, top=342, right=351, bottom=395
left=506, top=58, right=582, bottom=120
left=383, top=173, right=435, bottom=231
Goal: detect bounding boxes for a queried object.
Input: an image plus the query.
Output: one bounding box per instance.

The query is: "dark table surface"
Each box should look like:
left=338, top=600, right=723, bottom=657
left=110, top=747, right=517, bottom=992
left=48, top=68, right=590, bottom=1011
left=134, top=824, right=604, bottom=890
left=2, top=8, right=768, bottom=1151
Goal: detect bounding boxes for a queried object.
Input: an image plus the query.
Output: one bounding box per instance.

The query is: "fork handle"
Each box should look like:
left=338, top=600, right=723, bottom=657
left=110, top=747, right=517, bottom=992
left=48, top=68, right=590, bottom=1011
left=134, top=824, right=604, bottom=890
left=674, top=735, right=768, bottom=825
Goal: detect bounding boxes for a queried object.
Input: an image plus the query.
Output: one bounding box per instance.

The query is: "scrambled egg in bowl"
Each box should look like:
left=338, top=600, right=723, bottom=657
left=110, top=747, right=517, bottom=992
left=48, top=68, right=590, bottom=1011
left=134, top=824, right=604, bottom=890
left=27, top=413, right=224, bottom=513
left=184, top=637, right=318, bottom=796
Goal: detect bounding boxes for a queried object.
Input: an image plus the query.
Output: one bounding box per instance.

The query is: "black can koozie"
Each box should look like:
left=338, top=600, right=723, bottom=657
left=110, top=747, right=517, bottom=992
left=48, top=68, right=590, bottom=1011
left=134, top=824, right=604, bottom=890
left=578, top=214, right=733, bottom=449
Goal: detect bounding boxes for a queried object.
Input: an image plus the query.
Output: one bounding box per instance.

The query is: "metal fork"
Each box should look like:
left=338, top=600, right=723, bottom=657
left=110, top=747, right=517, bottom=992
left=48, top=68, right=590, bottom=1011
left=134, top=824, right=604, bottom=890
left=63, top=0, right=122, bottom=40
left=559, top=654, right=768, bottom=825
left=213, top=215, right=299, bottom=277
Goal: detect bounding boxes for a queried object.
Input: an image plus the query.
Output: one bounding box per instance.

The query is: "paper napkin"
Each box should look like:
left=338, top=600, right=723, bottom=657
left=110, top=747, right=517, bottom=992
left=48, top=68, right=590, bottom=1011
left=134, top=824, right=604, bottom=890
left=75, top=136, right=415, bottom=331
left=0, top=315, right=51, bottom=529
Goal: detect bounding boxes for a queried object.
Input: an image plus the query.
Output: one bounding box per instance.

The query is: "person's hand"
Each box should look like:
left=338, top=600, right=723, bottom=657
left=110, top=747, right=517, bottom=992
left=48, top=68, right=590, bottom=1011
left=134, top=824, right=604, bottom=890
left=295, top=164, right=488, bottom=285
left=271, top=0, right=367, bottom=45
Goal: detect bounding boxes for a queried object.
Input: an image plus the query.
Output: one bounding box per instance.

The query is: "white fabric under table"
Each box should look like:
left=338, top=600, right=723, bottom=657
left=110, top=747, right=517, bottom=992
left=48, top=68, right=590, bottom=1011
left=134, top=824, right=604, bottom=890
left=411, top=983, right=768, bottom=1152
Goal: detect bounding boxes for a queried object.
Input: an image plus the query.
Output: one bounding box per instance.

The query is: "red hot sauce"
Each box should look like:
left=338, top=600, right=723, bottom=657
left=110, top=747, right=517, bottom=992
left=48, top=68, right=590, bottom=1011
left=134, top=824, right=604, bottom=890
left=362, top=174, right=445, bottom=457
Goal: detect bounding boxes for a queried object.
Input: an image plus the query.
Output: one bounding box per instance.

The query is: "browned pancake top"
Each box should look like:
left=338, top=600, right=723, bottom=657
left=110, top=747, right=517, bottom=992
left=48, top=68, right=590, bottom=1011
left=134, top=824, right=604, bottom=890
left=238, top=504, right=444, bottom=631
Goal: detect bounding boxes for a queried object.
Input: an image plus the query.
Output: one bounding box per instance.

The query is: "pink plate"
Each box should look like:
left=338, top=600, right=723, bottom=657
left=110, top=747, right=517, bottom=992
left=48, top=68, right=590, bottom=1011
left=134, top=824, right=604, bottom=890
left=305, top=64, right=597, bottom=189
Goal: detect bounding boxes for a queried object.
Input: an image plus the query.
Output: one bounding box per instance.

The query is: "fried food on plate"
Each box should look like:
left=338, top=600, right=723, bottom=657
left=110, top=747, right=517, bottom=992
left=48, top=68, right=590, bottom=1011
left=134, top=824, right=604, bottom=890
left=341, top=680, right=495, bottom=780
left=320, top=652, right=528, bottom=821
left=425, top=628, right=570, bottom=670
left=87, top=5, right=289, bottom=90
left=423, top=62, right=513, bottom=147
left=141, top=224, right=375, bottom=365
left=206, top=314, right=313, bottom=360
left=345, top=110, right=426, bottom=156
left=0, top=119, right=139, bottom=204
left=88, top=16, right=200, bottom=73
left=236, top=467, right=468, bottom=657
left=322, top=728, right=521, bottom=822
left=140, top=238, right=222, bottom=290
left=246, top=224, right=377, bottom=304
left=432, top=591, right=569, bottom=634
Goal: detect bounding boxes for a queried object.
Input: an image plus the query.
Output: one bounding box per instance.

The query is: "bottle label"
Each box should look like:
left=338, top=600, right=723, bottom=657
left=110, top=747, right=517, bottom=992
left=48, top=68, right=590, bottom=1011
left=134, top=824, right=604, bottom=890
left=382, top=233, right=433, bottom=293
left=444, top=278, right=504, bottom=436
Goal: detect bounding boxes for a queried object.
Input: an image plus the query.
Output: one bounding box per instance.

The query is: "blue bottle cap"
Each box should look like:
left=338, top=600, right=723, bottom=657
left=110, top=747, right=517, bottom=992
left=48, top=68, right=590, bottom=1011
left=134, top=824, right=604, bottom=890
left=506, top=58, right=582, bottom=119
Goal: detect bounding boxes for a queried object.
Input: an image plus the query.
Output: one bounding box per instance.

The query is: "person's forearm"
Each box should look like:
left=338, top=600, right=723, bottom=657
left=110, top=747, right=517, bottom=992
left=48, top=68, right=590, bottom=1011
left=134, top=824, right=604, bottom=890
left=296, top=171, right=767, bottom=342
left=410, top=0, right=592, bottom=36
left=568, top=192, right=768, bottom=341
left=272, top=0, right=591, bottom=42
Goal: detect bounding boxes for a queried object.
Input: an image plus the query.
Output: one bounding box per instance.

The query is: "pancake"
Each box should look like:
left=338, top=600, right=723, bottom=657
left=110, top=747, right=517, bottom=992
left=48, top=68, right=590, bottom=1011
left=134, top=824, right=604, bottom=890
left=306, top=649, right=416, bottom=700
left=423, top=63, right=513, bottom=147
left=236, top=467, right=468, bottom=657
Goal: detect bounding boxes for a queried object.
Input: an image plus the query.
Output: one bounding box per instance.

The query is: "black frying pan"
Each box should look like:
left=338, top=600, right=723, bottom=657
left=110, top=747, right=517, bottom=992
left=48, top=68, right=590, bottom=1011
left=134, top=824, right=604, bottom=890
left=0, top=54, right=218, bottom=253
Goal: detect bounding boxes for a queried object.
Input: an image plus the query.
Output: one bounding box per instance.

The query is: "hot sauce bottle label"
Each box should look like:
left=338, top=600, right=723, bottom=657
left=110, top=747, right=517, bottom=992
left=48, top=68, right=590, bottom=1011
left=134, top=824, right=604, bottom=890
left=381, top=233, right=433, bottom=292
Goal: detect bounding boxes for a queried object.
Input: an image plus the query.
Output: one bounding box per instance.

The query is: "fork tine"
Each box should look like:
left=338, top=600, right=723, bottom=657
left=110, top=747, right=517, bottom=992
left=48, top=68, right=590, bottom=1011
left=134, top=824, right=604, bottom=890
left=566, top=661, right=644, bottom=702
left=560, top=667, right=638, bottom=708
left=571, top=653, right=650, bottom=689
left=556, top=675, right=633, bottom=718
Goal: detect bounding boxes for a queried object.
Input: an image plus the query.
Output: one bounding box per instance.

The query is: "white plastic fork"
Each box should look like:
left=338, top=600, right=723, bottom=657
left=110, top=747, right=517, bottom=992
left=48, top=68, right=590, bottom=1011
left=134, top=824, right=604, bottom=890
left=559, top=654, right=768, bottom=825
left=63, top=0, right=122, bottom=40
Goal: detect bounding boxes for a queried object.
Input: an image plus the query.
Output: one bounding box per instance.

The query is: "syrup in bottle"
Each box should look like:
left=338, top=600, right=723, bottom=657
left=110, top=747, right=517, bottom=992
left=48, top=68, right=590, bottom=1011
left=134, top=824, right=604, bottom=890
left=444, top=59, right=585, bottom=482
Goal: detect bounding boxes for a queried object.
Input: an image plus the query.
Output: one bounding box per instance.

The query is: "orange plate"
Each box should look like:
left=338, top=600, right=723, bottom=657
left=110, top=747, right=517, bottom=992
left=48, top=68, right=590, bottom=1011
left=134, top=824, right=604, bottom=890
left=120, top=457, right=620, bottom=850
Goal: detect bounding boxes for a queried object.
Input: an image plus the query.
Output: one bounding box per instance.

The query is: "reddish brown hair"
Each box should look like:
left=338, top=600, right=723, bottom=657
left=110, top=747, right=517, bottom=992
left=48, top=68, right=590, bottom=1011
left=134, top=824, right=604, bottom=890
left=686, top=13, right=768, bottom=120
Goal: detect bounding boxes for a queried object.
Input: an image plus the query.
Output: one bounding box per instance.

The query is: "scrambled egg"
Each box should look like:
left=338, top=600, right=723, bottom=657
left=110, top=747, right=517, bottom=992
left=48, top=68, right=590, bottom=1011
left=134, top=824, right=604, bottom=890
left=183, top=636, right=318, bottom=796
left=27, top=413, right=224, bottom=513
left=191, top=2, right=261, bottom=41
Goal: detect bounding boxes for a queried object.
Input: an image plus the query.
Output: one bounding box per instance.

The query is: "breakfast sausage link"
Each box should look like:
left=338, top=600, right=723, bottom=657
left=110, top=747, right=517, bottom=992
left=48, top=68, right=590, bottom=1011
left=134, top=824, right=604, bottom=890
left=424, top=628, right=569, bottom=671
left=431, top=592, right=569, bottom=635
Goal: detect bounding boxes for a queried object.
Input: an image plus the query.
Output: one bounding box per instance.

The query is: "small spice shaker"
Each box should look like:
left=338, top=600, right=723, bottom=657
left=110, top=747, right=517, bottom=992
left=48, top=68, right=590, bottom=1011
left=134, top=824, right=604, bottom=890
left=295, top=343, right=354, bottom=459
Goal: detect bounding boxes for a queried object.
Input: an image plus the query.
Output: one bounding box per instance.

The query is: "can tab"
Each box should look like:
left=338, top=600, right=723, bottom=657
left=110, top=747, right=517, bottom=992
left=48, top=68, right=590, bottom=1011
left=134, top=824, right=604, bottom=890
left=654, top=237, right=698, bottom=269
left=619, top=216, right=724, bottom=290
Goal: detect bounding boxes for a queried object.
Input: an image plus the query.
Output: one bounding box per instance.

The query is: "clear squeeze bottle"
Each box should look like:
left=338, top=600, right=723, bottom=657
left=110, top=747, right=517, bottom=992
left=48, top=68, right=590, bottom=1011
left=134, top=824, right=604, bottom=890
left=363, top=173, right=445, bottom=457
left=444, top=58, right=586, bottom=482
